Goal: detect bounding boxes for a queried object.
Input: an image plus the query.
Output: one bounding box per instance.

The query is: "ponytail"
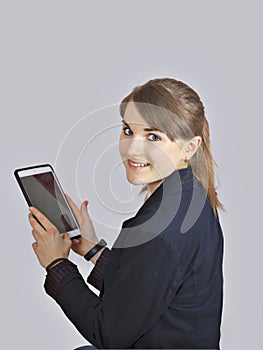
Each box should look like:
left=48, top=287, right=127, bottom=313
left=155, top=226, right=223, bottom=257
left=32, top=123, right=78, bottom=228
left=190, top=118, right=225, bottom=217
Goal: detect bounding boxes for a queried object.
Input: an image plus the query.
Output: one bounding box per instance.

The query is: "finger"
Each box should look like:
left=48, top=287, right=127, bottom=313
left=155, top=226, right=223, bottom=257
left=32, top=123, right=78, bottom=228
left=65, top=194, right=82, bottom=223
left=62, top=232, right=72, bottom=248
left=32, top=241, right=38, bottom=254
left=80, top=200, right=90, bottom=218
left=29, top=207, right=58, bottom=234
left=71, top=238, right=81, bottom=245
left=29, top=213, right=47, bottom=235
left=62, top=232, right=71, bottom=241
left=31, top=229, right=42, bottom=243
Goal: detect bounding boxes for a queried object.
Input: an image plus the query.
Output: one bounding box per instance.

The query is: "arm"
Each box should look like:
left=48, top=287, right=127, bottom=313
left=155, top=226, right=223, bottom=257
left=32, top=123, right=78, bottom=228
left=86, top=247, right=111, bottom=290
left=28, top=206, right=181, bottom=348
left=65, top=196, right=112, bottom=290
left=44, top=234, right=181, bottom=349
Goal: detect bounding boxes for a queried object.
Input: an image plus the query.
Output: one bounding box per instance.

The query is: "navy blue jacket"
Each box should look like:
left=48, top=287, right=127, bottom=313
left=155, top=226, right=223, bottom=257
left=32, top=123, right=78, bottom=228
left=45, top=167, right=224, bottom=349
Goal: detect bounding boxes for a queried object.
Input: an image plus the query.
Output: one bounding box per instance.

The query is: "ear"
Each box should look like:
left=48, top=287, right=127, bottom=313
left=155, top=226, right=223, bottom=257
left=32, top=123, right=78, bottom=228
left=185, top=136, right=202, bottom=159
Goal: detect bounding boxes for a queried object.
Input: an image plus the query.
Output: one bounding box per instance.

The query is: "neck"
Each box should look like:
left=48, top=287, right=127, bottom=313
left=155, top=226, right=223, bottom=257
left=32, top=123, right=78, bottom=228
left=144, top=166, right=190, bottom=202
left=144, top=180, right=163, bottom=202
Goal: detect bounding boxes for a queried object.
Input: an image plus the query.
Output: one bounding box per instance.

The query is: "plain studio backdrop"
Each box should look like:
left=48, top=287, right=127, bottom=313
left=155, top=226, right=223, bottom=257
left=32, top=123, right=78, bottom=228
left=1, top=1, right=262, bottom=349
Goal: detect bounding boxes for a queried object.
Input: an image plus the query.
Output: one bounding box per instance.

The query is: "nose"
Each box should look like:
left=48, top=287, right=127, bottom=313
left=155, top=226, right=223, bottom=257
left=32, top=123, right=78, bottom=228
left=124, top=138, right=145, bottom=158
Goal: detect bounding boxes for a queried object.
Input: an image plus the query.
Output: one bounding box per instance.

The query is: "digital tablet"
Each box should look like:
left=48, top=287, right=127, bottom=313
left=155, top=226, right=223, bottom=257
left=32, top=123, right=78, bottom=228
left=14, top=164, right=81, bottom=239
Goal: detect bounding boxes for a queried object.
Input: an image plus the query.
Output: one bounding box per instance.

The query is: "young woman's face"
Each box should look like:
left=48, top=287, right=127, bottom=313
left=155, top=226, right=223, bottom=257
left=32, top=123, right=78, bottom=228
left=119, top=103, right=188, bottom=188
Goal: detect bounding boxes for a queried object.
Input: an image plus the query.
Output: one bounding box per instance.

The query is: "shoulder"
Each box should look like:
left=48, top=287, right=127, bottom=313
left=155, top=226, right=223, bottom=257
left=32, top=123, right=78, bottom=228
left=114, top=176, right=221, bottom=249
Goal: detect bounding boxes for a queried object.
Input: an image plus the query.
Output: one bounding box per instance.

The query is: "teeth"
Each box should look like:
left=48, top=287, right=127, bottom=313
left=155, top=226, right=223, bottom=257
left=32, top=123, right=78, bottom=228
left=130, top=161, right=149, bottom=167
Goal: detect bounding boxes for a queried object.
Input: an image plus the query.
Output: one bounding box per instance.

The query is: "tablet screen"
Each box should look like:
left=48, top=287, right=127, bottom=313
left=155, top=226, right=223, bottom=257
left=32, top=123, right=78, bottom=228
left=18, top=166, right=79, bottom=234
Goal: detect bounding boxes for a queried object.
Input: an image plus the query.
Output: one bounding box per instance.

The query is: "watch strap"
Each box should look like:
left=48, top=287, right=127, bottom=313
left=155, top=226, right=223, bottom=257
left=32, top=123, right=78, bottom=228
left=84, top=239, right=107, bottom=261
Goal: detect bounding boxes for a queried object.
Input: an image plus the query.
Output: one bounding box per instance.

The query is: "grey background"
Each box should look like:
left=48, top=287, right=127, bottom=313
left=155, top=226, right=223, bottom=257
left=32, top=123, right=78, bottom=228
left=1, top=1, right=262, bottom=349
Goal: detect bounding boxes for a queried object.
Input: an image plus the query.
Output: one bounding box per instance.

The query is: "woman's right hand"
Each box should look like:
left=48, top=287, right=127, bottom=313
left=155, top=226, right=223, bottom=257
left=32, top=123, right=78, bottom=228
left=66, top=195, right=101, bottom=260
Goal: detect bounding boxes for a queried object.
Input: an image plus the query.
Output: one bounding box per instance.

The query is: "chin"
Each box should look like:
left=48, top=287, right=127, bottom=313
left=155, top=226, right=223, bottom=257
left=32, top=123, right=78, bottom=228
left=125, top=173, right=145, bottom=185
left=126, top=178, right=144, bottom=185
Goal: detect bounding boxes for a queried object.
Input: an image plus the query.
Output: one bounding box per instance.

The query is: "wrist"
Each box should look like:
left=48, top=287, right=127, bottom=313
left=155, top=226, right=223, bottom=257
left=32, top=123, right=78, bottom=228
left=90, top=246, right=106, bottom=264
left=45, top=257, right=68, bottom=271
left=79, top=239, right=99, bottom=256
left=84, top=239, right=107, bottom=264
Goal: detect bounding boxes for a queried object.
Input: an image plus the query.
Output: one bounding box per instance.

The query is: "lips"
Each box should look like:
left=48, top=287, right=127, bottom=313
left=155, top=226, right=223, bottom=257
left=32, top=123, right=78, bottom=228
left=127, top=159, right=150, bottom=169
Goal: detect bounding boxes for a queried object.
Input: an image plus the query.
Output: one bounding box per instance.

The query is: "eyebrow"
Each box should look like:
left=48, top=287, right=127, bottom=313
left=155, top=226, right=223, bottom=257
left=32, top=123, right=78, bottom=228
left=121, top=119, right=163, bottom=133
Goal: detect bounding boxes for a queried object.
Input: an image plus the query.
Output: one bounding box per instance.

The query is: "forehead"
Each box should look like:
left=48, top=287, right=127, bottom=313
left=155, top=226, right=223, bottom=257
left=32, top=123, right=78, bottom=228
left=122, top=102, right=151, bottom=127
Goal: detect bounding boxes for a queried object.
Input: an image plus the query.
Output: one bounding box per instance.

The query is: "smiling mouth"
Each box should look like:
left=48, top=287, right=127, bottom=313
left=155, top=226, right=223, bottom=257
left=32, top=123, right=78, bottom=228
left=127, top=159, right=150, bottom=169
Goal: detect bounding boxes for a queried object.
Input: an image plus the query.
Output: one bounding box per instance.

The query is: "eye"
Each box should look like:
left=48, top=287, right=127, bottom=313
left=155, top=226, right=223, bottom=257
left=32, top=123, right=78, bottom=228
left=122, top=127, right=133, bottom=136
left=148, top=133, right=161, bottom=142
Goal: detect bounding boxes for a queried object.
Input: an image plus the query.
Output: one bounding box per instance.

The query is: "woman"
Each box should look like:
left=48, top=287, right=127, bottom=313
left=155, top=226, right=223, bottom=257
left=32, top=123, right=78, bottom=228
left=29, top=78, right=224, bottom=349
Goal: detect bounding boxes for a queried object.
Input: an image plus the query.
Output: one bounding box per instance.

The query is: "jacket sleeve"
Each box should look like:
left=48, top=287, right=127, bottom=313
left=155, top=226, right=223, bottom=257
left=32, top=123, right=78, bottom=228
left=44, top=233, right=181, bottom=349
left=86, top=247, right=111, bottom=291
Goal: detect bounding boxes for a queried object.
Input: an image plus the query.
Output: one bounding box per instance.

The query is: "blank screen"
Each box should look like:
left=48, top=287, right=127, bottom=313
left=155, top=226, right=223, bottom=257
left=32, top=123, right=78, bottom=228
left=20, top=171, right=78, bottom=233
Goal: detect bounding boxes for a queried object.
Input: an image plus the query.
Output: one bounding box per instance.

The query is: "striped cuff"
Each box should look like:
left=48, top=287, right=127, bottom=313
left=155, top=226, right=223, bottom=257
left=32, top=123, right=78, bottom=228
left=44, top=259, right=79, bottom=299
left=87, top=247, right=111, bottom=290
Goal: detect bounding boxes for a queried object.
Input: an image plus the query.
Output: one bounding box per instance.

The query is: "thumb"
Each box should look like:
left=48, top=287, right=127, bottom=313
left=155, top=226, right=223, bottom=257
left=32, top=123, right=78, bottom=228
left=62, top=232, right=72, bottom=244
left=71, top=238, right=81, bottom=245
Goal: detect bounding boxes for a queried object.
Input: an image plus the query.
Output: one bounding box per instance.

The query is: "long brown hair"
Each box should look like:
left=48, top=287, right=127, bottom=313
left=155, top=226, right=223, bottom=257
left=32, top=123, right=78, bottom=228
left=119, top=78, right=225, bottom=217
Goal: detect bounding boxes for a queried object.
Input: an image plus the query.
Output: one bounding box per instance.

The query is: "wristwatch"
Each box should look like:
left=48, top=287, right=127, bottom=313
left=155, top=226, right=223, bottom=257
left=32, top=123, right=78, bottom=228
left=84, top=239, right=107, bottom=261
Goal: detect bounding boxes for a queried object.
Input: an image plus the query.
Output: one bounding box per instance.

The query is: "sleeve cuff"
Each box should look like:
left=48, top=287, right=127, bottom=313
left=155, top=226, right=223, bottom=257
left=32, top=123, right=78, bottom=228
left=87, top=247, right=111, bottom=290
left=44, top=259, right=80, bottom=299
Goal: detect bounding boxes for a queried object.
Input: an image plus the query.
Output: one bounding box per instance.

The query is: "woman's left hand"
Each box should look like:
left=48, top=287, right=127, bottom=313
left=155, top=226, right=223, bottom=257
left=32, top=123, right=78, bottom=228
left=28, top=207, right=72, bottom=269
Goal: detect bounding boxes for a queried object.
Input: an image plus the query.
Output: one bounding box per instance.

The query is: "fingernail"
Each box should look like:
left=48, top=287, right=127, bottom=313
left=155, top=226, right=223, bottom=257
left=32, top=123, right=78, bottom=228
left=84, top=200, right=88, bottom=206
left=29, top=207, right=34, bottom=212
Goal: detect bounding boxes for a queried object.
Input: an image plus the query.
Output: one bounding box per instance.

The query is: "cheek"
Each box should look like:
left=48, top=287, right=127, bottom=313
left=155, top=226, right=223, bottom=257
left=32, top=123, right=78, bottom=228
left=148, top=144, right=183, bottom=171
left=145, top=144, right=172, bottom=164
left=118, top=136, right=127, bottom=157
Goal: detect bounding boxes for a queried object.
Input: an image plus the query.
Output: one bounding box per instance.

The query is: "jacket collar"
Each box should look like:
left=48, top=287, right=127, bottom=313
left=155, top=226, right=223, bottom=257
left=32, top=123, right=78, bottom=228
left=136, top=166, right=194, bottom=214
left=116, top=166, right=198, bottom=248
